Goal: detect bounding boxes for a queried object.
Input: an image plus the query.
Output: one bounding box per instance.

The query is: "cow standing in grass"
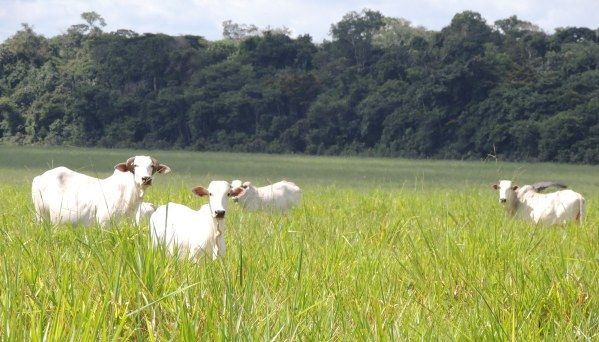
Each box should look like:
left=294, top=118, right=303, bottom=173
left=32, top=156, right=170, bottom=227
left=492, top=180, right=586, bottom=225
left=149, top=181, right=243, bottom=260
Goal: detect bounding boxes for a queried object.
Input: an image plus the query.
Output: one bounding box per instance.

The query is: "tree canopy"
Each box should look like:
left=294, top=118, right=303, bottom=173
left=1, top=10, right=598, bottom=163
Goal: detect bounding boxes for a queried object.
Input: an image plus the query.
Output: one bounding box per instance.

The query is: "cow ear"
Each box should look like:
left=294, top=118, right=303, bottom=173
left=192, top=186, right=209, bottom=197
left=115, top=163, right=129, bottom=172
left=492, top=184, right=499, bottom=190
left=229, top=187, right=244, bottom=197
left=115, top=157, right=135, bottom=173
left=512, top=185, right=519, bottom=190
left=155, top=164, right=171, bottom=174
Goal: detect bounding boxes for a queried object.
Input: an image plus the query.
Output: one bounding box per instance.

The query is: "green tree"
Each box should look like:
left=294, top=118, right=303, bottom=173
left=330, top=9, right=385, bottom=69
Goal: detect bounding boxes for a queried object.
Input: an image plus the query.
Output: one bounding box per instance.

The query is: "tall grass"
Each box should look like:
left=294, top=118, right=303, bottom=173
left=0, top=146, right=597, bottom=339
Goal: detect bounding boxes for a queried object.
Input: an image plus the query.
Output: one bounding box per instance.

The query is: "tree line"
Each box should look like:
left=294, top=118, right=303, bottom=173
left=1, top=10, right=598, bottom=163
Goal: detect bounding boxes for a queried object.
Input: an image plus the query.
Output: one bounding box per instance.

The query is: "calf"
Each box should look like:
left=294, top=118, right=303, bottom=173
left=136, top=202, right=156, bottom=225
left=232, top=180, right=301, bottom=213
left=492, top=180, right=586, bottom=225
left=31, top=156, right=170, bottom=227
left=149, top=181, right=243, bottom=260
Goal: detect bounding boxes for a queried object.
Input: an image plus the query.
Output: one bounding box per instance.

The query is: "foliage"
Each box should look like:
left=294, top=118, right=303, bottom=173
left=0, top=11, right=598, bottom=163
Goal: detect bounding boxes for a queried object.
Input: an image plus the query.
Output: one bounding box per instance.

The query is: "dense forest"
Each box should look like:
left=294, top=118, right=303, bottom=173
left=1, top=10, right=598, bottom=163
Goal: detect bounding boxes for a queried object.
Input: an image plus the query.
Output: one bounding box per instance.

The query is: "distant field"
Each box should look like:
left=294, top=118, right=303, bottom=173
left=0, top=146, right=597, bottom=339
left=2, top=145, right=599, bottom=191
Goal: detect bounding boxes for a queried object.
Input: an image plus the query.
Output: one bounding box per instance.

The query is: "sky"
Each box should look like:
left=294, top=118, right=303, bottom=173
left=0, top=0, right=598, bottom=43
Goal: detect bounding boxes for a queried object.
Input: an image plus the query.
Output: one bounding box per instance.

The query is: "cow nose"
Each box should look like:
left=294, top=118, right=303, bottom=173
left=215, top=210, right=225, bottom=218
left=141, top=176, right=152, bottom=185
left=500, top=199, right=507, bottom=203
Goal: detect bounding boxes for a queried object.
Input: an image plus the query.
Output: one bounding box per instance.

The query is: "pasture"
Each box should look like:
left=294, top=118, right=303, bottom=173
left=0, top=145, right=597, bottom=339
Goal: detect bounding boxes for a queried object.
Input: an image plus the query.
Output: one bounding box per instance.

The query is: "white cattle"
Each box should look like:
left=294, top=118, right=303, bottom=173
left=32, top=156, right=171, bottom=227
left=232, top=180, right=301, bottom=213
left=492, top=180, right=586, bottom=225
left=149, top=181, right=243, bottom=260
left=136, top=202, right=156, bottom=225
left=231, top=179, right=243, bottom=189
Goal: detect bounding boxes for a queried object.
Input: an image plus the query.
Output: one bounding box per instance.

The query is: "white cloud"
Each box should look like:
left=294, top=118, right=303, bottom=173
left=1, top=0, right=597, bottom=42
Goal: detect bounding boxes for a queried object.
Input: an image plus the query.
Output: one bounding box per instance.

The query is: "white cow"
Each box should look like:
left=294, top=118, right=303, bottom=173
left=149, top=181, right=243, bottom=260
left=232, top=180, right=301, bottom=213
left=32, top=156, right=171, bottom=227
left=492, top=180, right=586, bottom=225
left=231, top=179, right=243, bottom=189
left=136, top=202, right=156, bottom=225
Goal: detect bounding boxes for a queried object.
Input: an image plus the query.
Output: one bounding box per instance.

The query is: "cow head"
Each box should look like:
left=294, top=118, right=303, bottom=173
left=192, top=181, right=243, bottom=219
left=115, top=155, right=171, bottom=188
left=492, top=180, right=519, bottom=203
left=231, top=181, right=253, bottom=203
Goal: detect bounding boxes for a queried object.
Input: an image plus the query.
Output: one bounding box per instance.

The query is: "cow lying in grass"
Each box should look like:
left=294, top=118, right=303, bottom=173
left=492, top=180, right=586, bottom=225
left=32, top=156, right=170, bottom=227
left=231, top=180, right=301, bottom=213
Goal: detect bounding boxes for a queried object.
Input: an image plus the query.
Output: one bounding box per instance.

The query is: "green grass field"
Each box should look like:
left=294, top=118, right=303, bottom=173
left=0, top=145, right=597, bottom=340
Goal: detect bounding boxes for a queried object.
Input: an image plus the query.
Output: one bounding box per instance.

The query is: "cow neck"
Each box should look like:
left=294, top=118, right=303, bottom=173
left=102, top=170, right=140, bottom=214
left=136, top=185, right=145, bottom=199
left=506, top=191, right=519, bottom=216
left=214, top=218, right=222, bottom=237
left=243, top=187, right=259, bottom=210
left=126, top=171, right=145, bottom=201
left=211, top=217, right=223, bottom=256
left=206, top=201, right=223, bottom=239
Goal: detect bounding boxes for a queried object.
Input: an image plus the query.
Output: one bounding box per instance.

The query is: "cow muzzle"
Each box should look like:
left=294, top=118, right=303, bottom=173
left=214, top=210, right=226, bottom=219
left=141, top=176, right=153, bottom=186
left=500, top=198, right=507, bottom=203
